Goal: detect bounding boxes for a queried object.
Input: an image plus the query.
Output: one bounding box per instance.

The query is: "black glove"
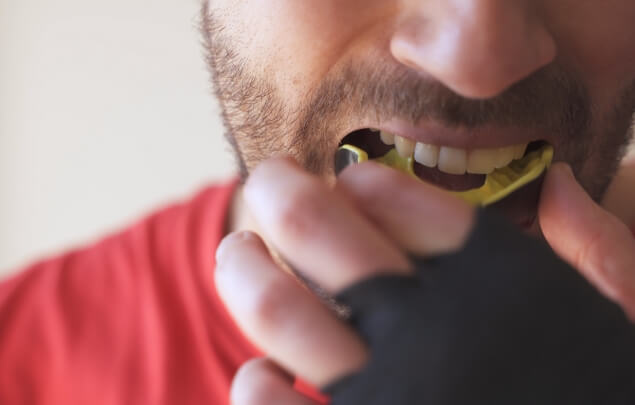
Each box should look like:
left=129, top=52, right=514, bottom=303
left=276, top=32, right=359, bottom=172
left=324, top=210, right=635, bottom=404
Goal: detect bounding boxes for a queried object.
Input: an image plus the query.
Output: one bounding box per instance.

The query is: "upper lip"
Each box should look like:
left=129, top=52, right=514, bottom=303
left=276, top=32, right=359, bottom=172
left=342, top=119, right=551, bottom=150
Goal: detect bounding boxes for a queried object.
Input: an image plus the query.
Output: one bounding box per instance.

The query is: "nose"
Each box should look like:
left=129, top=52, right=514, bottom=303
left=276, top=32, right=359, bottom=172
left=390, top=0, right=557, bottom=99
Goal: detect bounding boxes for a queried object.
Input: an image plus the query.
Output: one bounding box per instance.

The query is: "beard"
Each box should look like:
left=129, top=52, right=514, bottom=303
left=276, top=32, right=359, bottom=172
left=200, top=3, right=635, bottom=205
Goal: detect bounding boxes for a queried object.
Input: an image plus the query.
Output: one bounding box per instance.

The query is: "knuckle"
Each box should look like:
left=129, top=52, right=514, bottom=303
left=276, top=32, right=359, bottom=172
left=247, top=276, right=292, bottom=336
left=272, top=182, right=324, bottom=240
left=342, top=162, right=405, bottom=197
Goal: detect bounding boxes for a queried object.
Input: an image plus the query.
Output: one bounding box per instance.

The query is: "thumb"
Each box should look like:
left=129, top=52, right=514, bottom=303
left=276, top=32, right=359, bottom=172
left=539, top=163, right=635, bottom=320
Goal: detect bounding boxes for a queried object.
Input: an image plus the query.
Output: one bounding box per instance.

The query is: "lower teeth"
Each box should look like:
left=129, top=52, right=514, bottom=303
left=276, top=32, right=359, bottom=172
left=335, top=143, right=553, bottom=207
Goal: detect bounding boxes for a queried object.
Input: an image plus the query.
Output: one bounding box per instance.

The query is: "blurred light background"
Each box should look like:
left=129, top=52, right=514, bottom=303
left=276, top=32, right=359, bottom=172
left=1, top=1, right=634, bottom=278
left=0, top=0, right=233, bottom=276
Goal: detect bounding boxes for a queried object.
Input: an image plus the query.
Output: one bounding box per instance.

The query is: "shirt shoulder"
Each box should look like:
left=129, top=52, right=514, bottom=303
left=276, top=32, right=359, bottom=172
left=0, top=180, right=259, bottom=405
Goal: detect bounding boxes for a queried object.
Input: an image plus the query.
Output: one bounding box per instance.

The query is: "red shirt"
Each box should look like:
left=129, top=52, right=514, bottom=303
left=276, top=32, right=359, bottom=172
left=2, top=181, right=632, bottom=404
left=0, top=182, right=325, bottom=404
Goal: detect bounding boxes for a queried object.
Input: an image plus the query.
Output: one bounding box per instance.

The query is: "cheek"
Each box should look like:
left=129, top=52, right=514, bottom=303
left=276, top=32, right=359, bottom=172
left=230, top=0, right=381, bottom=102
left=550, top=1, right=635, bottom=107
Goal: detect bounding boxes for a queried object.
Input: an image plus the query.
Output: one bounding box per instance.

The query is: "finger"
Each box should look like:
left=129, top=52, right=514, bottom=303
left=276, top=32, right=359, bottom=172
left=336, top=161, right=475, bottom=256
left=215, top=231, right=368, bottom=387
left=243, top=157, right=411, bottom=293
left=231, top=358, right=319, bottom=405
left=539, top=163, right=635, bottom=319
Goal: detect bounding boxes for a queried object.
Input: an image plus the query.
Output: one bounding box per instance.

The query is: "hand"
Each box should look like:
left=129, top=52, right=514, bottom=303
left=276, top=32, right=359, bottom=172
left=214, top=157, right=474, bottom=404
left=539, top=163, right=635, bottom=319
left=215, top=158, right=635, bottom=404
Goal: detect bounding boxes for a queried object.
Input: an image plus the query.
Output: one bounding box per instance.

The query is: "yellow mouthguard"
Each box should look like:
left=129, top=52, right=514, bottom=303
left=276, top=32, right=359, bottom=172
left=337, top=144, right=553, bottom=206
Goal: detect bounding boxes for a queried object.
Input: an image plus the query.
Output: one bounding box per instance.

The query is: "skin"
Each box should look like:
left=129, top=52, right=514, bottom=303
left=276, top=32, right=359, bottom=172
left=203, top=0, right=635, bottom=198
left=604, top=154, right=635, bottom=227
left=201, top=0, right=635, bottom=402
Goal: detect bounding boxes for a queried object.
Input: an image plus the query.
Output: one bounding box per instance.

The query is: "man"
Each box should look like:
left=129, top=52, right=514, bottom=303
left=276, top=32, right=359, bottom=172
left=1, top=0, right=634, bottom=403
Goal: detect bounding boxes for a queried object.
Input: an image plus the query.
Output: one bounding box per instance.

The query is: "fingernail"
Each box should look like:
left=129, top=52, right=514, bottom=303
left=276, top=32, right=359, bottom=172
left=560, top=163, right=574, bottom=177
left=548, top=163, right=578, bottom=193
left=215, top=231, right=255, bottom=266
left=552, top=162, right=574, bottom=178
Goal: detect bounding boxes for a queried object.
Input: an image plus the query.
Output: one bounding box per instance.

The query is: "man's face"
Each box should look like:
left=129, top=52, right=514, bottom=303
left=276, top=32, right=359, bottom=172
left=201, top=0, right=635, bottom=225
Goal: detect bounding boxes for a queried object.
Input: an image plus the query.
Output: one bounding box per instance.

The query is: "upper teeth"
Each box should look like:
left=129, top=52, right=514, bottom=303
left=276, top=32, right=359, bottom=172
left=380, top=131, right=529, bottom=175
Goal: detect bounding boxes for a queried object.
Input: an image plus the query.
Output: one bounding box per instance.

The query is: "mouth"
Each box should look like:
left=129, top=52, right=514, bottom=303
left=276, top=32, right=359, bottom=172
left=336, top=128, right=553, bottom=228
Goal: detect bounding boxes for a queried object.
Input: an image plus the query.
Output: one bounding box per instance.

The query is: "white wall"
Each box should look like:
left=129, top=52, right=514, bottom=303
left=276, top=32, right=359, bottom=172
left=0, top=0, right=234, bottom=276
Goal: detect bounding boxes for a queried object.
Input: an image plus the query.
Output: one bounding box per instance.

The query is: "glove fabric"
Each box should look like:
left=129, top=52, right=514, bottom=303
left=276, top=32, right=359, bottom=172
left=325, top=210, right=635, bottom=404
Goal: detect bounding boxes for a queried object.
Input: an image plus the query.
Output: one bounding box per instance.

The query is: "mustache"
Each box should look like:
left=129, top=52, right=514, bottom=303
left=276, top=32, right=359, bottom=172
left=301, top=59, right=591, bottom=134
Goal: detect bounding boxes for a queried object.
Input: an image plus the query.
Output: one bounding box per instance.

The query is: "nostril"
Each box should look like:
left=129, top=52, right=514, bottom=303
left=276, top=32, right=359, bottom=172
left=390, top=33, right=428, bottom=73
